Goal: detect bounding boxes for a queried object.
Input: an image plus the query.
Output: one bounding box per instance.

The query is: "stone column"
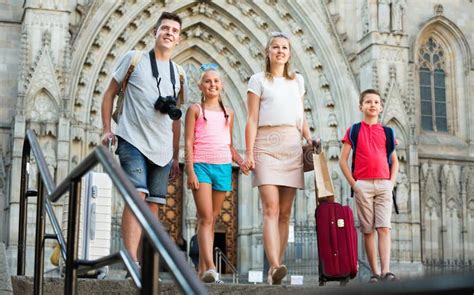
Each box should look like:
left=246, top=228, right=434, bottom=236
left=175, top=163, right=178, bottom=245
left=7, top=0, right=72, bottom=273
left=377, top=0, right=391, bottom=33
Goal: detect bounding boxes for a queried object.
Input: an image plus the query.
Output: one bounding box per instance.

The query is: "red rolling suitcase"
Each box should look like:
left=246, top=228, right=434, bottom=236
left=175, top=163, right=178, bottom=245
left=315, top=201, right=358, bottom=286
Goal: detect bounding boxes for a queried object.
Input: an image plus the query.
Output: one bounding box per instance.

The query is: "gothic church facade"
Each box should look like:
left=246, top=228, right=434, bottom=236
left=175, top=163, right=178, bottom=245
left=0, top=0, right=473, bottom=275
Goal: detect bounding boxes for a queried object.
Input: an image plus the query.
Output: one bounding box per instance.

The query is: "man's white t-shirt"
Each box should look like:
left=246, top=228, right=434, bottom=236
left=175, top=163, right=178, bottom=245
left=113, top=50, right=187, bottom=166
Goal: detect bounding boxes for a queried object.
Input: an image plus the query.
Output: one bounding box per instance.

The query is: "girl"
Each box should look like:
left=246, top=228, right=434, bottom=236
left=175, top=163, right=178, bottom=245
left=185, top=64, right=247, bottom=283
left=244, top=32, right=313, bottom=285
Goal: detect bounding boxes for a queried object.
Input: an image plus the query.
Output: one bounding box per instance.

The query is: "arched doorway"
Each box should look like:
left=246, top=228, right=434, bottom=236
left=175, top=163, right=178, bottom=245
left=159, top=167, right=239, bottom=271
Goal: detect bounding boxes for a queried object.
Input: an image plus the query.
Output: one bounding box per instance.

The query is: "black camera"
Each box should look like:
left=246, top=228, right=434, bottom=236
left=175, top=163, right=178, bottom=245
left=154, top=96, right=182, bottom=120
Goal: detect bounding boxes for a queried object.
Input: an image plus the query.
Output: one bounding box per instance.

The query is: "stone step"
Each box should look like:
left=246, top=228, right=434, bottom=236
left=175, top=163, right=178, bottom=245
left=11, top=271, right=474, bottom=295
left=11, top=276, right=319, bottom=295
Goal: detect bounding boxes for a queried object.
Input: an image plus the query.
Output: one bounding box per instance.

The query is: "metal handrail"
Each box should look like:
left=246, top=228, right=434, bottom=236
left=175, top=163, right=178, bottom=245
left=17, top=129, right=207, bottom=295
left=214, top=247, right=239, bottom=284
left=17, top=132, right=67, bottom=276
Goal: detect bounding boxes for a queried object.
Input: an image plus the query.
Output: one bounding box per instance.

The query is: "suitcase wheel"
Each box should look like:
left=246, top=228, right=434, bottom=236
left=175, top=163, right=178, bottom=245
left=339, top=278, right=349, bottom=286
left=319, top=280, right=326, bottom=286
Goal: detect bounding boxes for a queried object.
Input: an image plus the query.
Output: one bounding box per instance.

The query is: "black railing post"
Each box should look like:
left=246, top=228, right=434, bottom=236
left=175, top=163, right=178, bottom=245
left=17, top=153, right=29, bottom=275
left=64, top=179, right=82, bottom=295
left=141, top=235, right=159, bottom=295
left=33, top=177, right=45, bottom=295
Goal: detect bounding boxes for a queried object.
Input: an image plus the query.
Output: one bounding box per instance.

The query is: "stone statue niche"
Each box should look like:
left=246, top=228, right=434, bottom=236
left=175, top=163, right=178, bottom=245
left=395, top=162, right=409, bottom=213
left=391, top=0, right=406, bottom=34
left=377, top=0, right=406, bottom=34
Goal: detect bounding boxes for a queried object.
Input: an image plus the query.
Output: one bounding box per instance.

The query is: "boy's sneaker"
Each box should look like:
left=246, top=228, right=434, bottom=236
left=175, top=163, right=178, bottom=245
left=201, top=269, right=219, bottom=283
left=368, top=274, right=382, bottom=283
left=382, top=272, right=400, bottom=282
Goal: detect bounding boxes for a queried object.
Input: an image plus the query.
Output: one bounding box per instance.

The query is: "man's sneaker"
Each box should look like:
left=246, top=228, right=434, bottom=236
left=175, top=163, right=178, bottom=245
left=201, top=269, right=219, bottom=283
left=215, top=279, right=224, bottom=284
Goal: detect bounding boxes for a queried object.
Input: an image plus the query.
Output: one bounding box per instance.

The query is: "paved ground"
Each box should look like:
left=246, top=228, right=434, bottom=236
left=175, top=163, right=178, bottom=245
left=0, top=243, right=13, bottom=294
left=4, top=247, right=474, bottom=294
left=10, top=271, right=474, bottom=295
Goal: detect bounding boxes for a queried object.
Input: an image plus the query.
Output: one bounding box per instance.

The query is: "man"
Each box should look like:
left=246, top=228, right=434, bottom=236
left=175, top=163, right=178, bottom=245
left=101, top=11, right=186, bottom=270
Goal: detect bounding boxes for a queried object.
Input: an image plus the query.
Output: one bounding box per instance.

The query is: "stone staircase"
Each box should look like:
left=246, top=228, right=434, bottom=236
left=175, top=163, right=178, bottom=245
left=10, top=271, right=474, bottom=295
left=9, top=270, right=474, bottom=295
left=3, top=242, right=474, bottom=295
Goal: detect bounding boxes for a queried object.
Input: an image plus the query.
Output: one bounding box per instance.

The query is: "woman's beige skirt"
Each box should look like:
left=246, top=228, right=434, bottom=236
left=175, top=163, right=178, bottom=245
left=252, top=126, right=304, bottom=189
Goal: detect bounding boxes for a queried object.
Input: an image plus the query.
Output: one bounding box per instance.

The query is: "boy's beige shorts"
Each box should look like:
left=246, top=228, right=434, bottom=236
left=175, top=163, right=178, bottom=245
left=354, top=179, right=393, bottom=233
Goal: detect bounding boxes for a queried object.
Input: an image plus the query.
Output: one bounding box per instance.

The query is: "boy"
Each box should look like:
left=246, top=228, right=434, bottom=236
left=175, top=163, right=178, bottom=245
left=339, top=89, right=399, bottom=283
left=101, top=12, right=187, bottom=272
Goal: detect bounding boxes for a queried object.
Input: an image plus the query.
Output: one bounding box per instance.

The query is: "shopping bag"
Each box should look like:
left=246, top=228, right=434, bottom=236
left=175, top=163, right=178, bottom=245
left=313, top=151, right=335, bottom=202
left=303, top=140, right=321, bottom=172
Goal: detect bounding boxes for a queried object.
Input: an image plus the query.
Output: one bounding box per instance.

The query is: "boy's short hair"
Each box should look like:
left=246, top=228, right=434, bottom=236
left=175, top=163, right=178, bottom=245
left=156, top=12, right=182, bottom=29
left=359, top=89, right=381, bottom=106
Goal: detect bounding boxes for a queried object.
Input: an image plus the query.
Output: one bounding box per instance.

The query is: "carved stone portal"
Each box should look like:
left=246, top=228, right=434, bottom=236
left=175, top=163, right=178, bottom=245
left=159, top=168, right=239, bottom=272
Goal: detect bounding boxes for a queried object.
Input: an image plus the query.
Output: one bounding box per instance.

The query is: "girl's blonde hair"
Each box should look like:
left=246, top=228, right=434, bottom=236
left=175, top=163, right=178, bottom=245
left=198, top=68, right=228, bottom=121
left=264, top=33, right=296, bottom=81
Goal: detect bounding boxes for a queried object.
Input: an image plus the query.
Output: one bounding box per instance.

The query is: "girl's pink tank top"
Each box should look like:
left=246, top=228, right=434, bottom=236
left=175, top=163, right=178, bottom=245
left=193, top=104, right=232, bottom=164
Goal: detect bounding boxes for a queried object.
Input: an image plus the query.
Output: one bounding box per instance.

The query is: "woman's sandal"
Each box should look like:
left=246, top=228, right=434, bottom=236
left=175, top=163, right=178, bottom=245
left=269, top=265, right=288, bottom=285
left=368, top=274, right=382, bottom=283
left=382, top=272, right=400, bottom=282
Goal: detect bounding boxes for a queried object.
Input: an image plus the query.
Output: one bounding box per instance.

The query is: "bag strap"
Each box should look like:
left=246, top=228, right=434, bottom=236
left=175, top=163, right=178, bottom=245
left=349, top=122, right=361, bottom=175
left=383, top=126, right=399, bottom=214
left=177, top=65, right=185, bottom=106
left=383, top=126, right=396, bottom=165
left=349, top=122, right=361, bottom=198
left=119, top=51, right=143, bottom=96
left=149, top=50, right=177, bottom=99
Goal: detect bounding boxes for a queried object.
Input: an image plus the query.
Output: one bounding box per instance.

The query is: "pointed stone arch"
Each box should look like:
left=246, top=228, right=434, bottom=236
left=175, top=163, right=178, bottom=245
left=413, top=15, right=471, bottom=71
left=413, top=14, right=472, bottom=139
left=420, top=162, right=442, bottom=262
left=443, top=165, right=462, bottom=262
left=26, top=88, right=59, bottom=124
left=68, top=1, right=361, bottom=157
left=385, top=117, right=408, bottom=161
left=382, top=66, right=409, bottom=128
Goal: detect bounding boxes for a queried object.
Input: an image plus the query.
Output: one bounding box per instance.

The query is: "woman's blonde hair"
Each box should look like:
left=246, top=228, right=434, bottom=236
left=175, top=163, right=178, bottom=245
left=198, top=67, right=228, bottom=121
left=264, top=32, right=296, bottom=81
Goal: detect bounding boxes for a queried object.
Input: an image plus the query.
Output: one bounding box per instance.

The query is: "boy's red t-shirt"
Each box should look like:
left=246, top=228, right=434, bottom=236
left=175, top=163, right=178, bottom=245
left=342, top=121, right=396, bottom=180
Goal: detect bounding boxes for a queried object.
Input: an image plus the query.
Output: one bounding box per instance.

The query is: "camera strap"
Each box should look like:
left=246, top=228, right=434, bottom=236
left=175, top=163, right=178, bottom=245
left=149, top=50, right=177, bottom=99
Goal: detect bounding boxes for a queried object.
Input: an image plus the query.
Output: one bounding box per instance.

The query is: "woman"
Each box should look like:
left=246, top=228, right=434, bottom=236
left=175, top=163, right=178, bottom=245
left=244, top=32, right=313, bottom=285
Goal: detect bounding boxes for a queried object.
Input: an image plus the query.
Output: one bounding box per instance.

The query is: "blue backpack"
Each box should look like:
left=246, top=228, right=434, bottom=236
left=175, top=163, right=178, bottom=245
left=348, top=122, right=399, bottom=214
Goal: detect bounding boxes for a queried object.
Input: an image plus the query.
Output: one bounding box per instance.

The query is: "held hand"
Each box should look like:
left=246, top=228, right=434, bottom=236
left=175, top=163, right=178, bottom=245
left=187, top=172, right=200, bottom=191
left=239, top=162, right=250, bottom=175
left=168, top=159, right=181, bottom=182
left=244, top=154, right=255, bottom=171
left=101, top=132, right=116, bottom=146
